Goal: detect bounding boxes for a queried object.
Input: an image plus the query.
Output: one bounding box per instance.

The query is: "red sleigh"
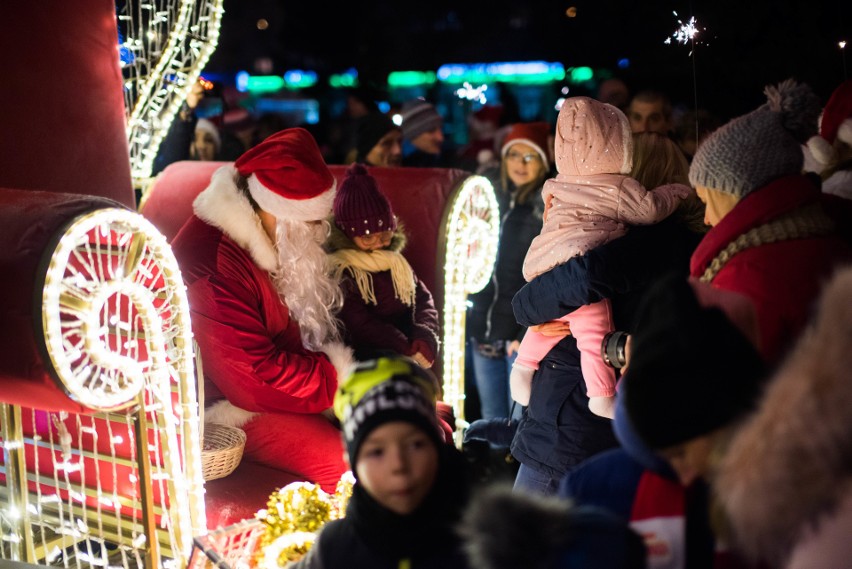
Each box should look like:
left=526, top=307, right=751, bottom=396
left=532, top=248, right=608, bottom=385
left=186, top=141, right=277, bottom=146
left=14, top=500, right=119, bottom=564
left=0, top=3, right=498, bottom=567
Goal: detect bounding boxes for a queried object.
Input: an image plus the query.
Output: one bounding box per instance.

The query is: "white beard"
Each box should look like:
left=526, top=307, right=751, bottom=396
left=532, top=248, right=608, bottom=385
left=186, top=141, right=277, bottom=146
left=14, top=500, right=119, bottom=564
left=271, top=219, right=342, bottom=350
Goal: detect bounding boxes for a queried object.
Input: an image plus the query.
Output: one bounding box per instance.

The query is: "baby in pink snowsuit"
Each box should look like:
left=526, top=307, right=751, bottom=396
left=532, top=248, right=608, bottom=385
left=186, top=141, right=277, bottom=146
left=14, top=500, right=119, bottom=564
left=510, top=96, right=690, bottom=419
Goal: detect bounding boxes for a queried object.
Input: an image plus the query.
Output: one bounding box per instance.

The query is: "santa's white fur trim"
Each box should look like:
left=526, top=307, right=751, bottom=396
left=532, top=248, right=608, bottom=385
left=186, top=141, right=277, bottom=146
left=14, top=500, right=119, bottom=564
left=247, top=175, right=336, bottom=222
left=204, top=400, right=258, bottom=429
left=320, top=341, right=356, bottom=383
left=193, top=165, right=279, bottom=272
left=806, top=135, right=835, bottom=168
left=838, top=119, right=852, bottom=145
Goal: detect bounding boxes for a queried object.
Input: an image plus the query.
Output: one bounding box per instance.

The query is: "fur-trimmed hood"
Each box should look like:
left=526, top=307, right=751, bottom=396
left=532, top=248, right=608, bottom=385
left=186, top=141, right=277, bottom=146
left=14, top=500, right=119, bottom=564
left=715, top=265, right=852, bottom=566
left=325, top=221, right=407, bottom=254
left=192, top=165, right=279, bottom=272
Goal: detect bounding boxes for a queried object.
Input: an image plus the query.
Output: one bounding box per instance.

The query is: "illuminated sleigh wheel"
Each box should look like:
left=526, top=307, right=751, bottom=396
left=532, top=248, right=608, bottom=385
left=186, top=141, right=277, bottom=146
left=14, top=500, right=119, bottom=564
left=39, top=208, right=193, bottom=411
left=440, top=175, right=500, bottom=425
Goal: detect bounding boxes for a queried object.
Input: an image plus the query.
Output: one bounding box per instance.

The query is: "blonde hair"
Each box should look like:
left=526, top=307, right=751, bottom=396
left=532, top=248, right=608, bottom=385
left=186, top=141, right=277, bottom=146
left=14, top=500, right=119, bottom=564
left=631, top=132, right=708, bottom=234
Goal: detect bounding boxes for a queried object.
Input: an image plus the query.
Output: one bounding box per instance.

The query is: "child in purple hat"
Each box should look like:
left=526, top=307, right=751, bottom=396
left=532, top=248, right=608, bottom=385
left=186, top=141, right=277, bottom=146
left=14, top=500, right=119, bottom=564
left=327, top=164, right=440, bottom=369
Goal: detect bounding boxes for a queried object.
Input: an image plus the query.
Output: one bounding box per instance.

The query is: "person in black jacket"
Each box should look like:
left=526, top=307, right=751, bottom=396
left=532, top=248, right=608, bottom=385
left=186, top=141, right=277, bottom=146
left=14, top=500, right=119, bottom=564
left=509, top=132, right=705, bottom=494
left=290, top=356, right=471, bottom=569
left=466, top=122, right=551, bottom=427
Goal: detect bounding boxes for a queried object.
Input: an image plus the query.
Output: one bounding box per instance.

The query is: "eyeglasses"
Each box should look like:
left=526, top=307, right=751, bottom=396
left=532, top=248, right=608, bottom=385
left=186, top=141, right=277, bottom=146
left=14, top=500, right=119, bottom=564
left=506, top=151, right=541, bottom=164
left=355, top=230, right=394, bottom=247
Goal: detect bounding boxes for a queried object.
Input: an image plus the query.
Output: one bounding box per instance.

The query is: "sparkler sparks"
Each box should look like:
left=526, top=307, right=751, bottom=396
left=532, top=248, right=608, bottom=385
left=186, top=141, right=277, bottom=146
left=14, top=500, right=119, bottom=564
left=664, top=11, right=700, bottom=46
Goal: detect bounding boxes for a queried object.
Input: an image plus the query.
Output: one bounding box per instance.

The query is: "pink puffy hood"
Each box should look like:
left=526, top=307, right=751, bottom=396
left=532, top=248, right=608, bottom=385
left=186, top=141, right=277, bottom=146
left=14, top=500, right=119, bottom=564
left=554, top=96, right=633, bottom=177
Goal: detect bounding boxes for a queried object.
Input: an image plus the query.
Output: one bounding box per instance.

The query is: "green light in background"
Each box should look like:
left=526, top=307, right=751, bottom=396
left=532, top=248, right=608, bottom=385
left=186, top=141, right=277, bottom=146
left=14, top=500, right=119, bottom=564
left=568, top=66, right=594, bottom=83
left=244, top=75, right=285, bottom=94
left=329, top=68, right=359, bottom=88
left=436, top=61, right=565, bottom=85
left=387, top=71, right=437, bottom=88
left=284, top=70, right=318, bottom=89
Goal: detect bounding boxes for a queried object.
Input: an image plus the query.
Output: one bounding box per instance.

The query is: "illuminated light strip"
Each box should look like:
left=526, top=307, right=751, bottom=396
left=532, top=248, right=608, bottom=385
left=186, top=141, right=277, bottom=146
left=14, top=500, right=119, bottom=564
left=440, top=176, right=500, bottom=432
left=329, top=68, right=358, bottom=88
left=387, top=70, right=437, bottom=88
left=125, top=0, right=225, bottom=181
left=436, top=61, right=565, bottom=85
left=38, top=207, right=205, bottom=563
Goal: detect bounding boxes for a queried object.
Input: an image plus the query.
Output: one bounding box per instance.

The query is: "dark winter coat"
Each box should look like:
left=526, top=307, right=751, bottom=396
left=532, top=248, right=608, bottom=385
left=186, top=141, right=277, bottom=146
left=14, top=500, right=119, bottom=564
left=291, top=446, right=471, bottom=569
left=468, top=185, right=545, bottom=344
left=326, top=225, right=440, bottom=362
left=509, top=217, right=702, bottom=475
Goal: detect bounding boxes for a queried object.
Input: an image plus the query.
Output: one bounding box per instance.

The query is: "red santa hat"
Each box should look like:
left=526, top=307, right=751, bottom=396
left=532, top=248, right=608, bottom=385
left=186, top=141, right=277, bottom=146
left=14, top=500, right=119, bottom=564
left=501, top=121, right=552, bottom=169
left=234, top=127, right=336, bottom=221
left=807, top=79, right=852, bottom=167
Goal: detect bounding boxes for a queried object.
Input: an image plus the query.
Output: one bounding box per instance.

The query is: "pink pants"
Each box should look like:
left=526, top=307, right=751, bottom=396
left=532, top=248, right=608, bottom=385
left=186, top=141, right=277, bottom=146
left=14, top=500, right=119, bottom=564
left=515, top=298, right=617, bottom=397
left=240, top=411, right=348, bottom=493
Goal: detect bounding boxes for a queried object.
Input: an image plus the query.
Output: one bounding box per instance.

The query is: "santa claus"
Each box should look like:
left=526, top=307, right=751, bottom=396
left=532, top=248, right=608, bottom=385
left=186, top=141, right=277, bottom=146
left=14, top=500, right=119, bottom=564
left=171, top=128, right=354, bottom=491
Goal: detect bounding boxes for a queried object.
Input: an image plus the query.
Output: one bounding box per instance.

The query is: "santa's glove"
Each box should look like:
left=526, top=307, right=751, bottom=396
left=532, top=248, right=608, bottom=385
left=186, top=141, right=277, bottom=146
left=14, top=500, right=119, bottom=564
left=588, top=395, right=616, bottom=419
left=463, top=417, right=519, bottom=448
left=320, top=341, right=356, bottom=383
left=509, top=364, right=535, bottom=406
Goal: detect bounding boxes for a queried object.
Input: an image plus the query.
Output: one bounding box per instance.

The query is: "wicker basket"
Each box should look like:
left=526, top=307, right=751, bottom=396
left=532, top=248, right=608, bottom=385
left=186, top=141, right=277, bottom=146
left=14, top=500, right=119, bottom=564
left=201, top=422, right=246, bottom=481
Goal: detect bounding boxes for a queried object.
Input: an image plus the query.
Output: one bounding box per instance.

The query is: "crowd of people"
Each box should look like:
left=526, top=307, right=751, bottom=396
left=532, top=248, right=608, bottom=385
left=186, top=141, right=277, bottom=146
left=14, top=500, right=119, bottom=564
left=164, top=75, right=852, bottom=568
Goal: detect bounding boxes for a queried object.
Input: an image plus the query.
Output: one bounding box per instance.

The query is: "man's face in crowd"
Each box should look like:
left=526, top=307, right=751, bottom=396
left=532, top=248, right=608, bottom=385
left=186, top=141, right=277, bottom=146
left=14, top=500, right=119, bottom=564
left=366, top=130, right=403, bottom=167
left=411, top=127, right=444, bottom=156
left=628, top=99, right=671, bottom=134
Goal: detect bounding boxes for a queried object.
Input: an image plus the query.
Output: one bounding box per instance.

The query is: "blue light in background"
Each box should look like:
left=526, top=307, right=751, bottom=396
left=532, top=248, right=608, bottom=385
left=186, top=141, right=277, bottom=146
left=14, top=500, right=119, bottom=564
left=618, top=58, right=630, bottom=69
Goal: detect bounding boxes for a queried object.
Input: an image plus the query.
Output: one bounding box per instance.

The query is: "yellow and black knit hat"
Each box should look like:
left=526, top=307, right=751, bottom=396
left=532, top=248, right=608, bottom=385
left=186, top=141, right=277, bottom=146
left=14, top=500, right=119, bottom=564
left=335, top=356, right=441, bottom=468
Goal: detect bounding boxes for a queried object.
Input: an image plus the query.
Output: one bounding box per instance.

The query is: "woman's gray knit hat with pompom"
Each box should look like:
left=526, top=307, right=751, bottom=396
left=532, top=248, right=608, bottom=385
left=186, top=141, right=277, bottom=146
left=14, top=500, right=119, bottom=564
left=689, top=79, right=821, bottom=198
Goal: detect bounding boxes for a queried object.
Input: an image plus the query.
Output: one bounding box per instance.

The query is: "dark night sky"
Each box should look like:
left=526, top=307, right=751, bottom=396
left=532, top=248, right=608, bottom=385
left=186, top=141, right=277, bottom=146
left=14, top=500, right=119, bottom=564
left=206, top=0, right=850, bottom=120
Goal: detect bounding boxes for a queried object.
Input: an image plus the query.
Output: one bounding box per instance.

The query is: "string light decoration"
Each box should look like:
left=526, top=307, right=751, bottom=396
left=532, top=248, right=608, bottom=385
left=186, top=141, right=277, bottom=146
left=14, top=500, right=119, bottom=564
left=1, top=208, right=205, bottom=568
left=119, top=0, right=224, bottom=183
left=455, top=82, right=489, bottom=104
left=439, top=176, right=500, bottom=430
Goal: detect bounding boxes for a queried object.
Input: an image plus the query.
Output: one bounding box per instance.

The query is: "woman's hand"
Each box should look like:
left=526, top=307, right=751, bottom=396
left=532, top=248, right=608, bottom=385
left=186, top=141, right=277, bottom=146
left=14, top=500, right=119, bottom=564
left=529, top=320, right=572, bottom=337
left=506, top=340, right=521, bottom=356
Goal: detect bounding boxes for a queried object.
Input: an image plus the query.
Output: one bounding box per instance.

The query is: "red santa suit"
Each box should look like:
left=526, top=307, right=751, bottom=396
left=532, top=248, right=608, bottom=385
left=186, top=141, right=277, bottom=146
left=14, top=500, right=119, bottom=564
left=171, top=128, right=353, bottom=491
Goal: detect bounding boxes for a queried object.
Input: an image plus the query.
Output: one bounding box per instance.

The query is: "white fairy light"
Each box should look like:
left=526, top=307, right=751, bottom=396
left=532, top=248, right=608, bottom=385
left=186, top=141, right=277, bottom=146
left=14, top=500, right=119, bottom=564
left=122, top=0, right=225, bottom=182
left=30, top=206, right=206, bottom=566
left=455, top=82, right=489, bottom=104
left=441, top=176, right=500, bottom=427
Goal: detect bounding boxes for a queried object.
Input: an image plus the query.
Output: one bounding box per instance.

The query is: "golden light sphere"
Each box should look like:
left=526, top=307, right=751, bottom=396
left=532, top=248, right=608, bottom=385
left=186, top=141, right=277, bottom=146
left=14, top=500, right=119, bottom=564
left=566, top=6, right=577, bottom=17
left=257, top=18, right=269, bottom=30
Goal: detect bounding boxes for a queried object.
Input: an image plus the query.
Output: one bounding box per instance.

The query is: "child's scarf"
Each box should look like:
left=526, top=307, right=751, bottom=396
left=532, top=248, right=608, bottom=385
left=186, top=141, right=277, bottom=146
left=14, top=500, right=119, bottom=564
left=329, top=248, right=416, bottom=307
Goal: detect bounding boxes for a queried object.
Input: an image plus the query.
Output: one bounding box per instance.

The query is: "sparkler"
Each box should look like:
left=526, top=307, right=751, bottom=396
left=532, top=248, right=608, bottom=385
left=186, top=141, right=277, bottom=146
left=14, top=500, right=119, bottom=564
left=664, top=11, right=701, bottom=54
left=664, top=10, right=703, bottom=156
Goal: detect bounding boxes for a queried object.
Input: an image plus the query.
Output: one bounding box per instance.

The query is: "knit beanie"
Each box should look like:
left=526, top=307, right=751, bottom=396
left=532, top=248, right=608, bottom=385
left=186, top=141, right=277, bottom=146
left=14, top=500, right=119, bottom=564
left=689, top=79, right=821, bottom=197
left=400, top=99, right=442, bottom=141
left=356, top=112, right=399, bottom=163
left=806, top=79, right=852, bottom=166
left=623, top=273, right=767, bottom=450
left=501, top=122, right=551, bottom=169
left=334, top=356, right=442, bottom=469
left=333, top=164, right=397, bottom=239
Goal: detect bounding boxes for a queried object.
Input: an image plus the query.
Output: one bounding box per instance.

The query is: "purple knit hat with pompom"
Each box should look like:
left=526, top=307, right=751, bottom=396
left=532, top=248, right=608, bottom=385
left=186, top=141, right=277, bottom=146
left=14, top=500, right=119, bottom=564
left=333, top=164, right=397, bottom=239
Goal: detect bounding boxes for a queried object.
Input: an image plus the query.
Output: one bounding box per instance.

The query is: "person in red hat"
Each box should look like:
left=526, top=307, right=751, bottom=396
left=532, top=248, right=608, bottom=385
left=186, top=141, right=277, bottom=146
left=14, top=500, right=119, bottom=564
left=171, top=127, right=354, bottom=491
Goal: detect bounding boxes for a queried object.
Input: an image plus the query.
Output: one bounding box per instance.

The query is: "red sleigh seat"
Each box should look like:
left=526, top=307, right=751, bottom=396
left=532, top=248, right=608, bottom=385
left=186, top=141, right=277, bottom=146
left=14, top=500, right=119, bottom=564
left=141, top=160, right=483, bottom=528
